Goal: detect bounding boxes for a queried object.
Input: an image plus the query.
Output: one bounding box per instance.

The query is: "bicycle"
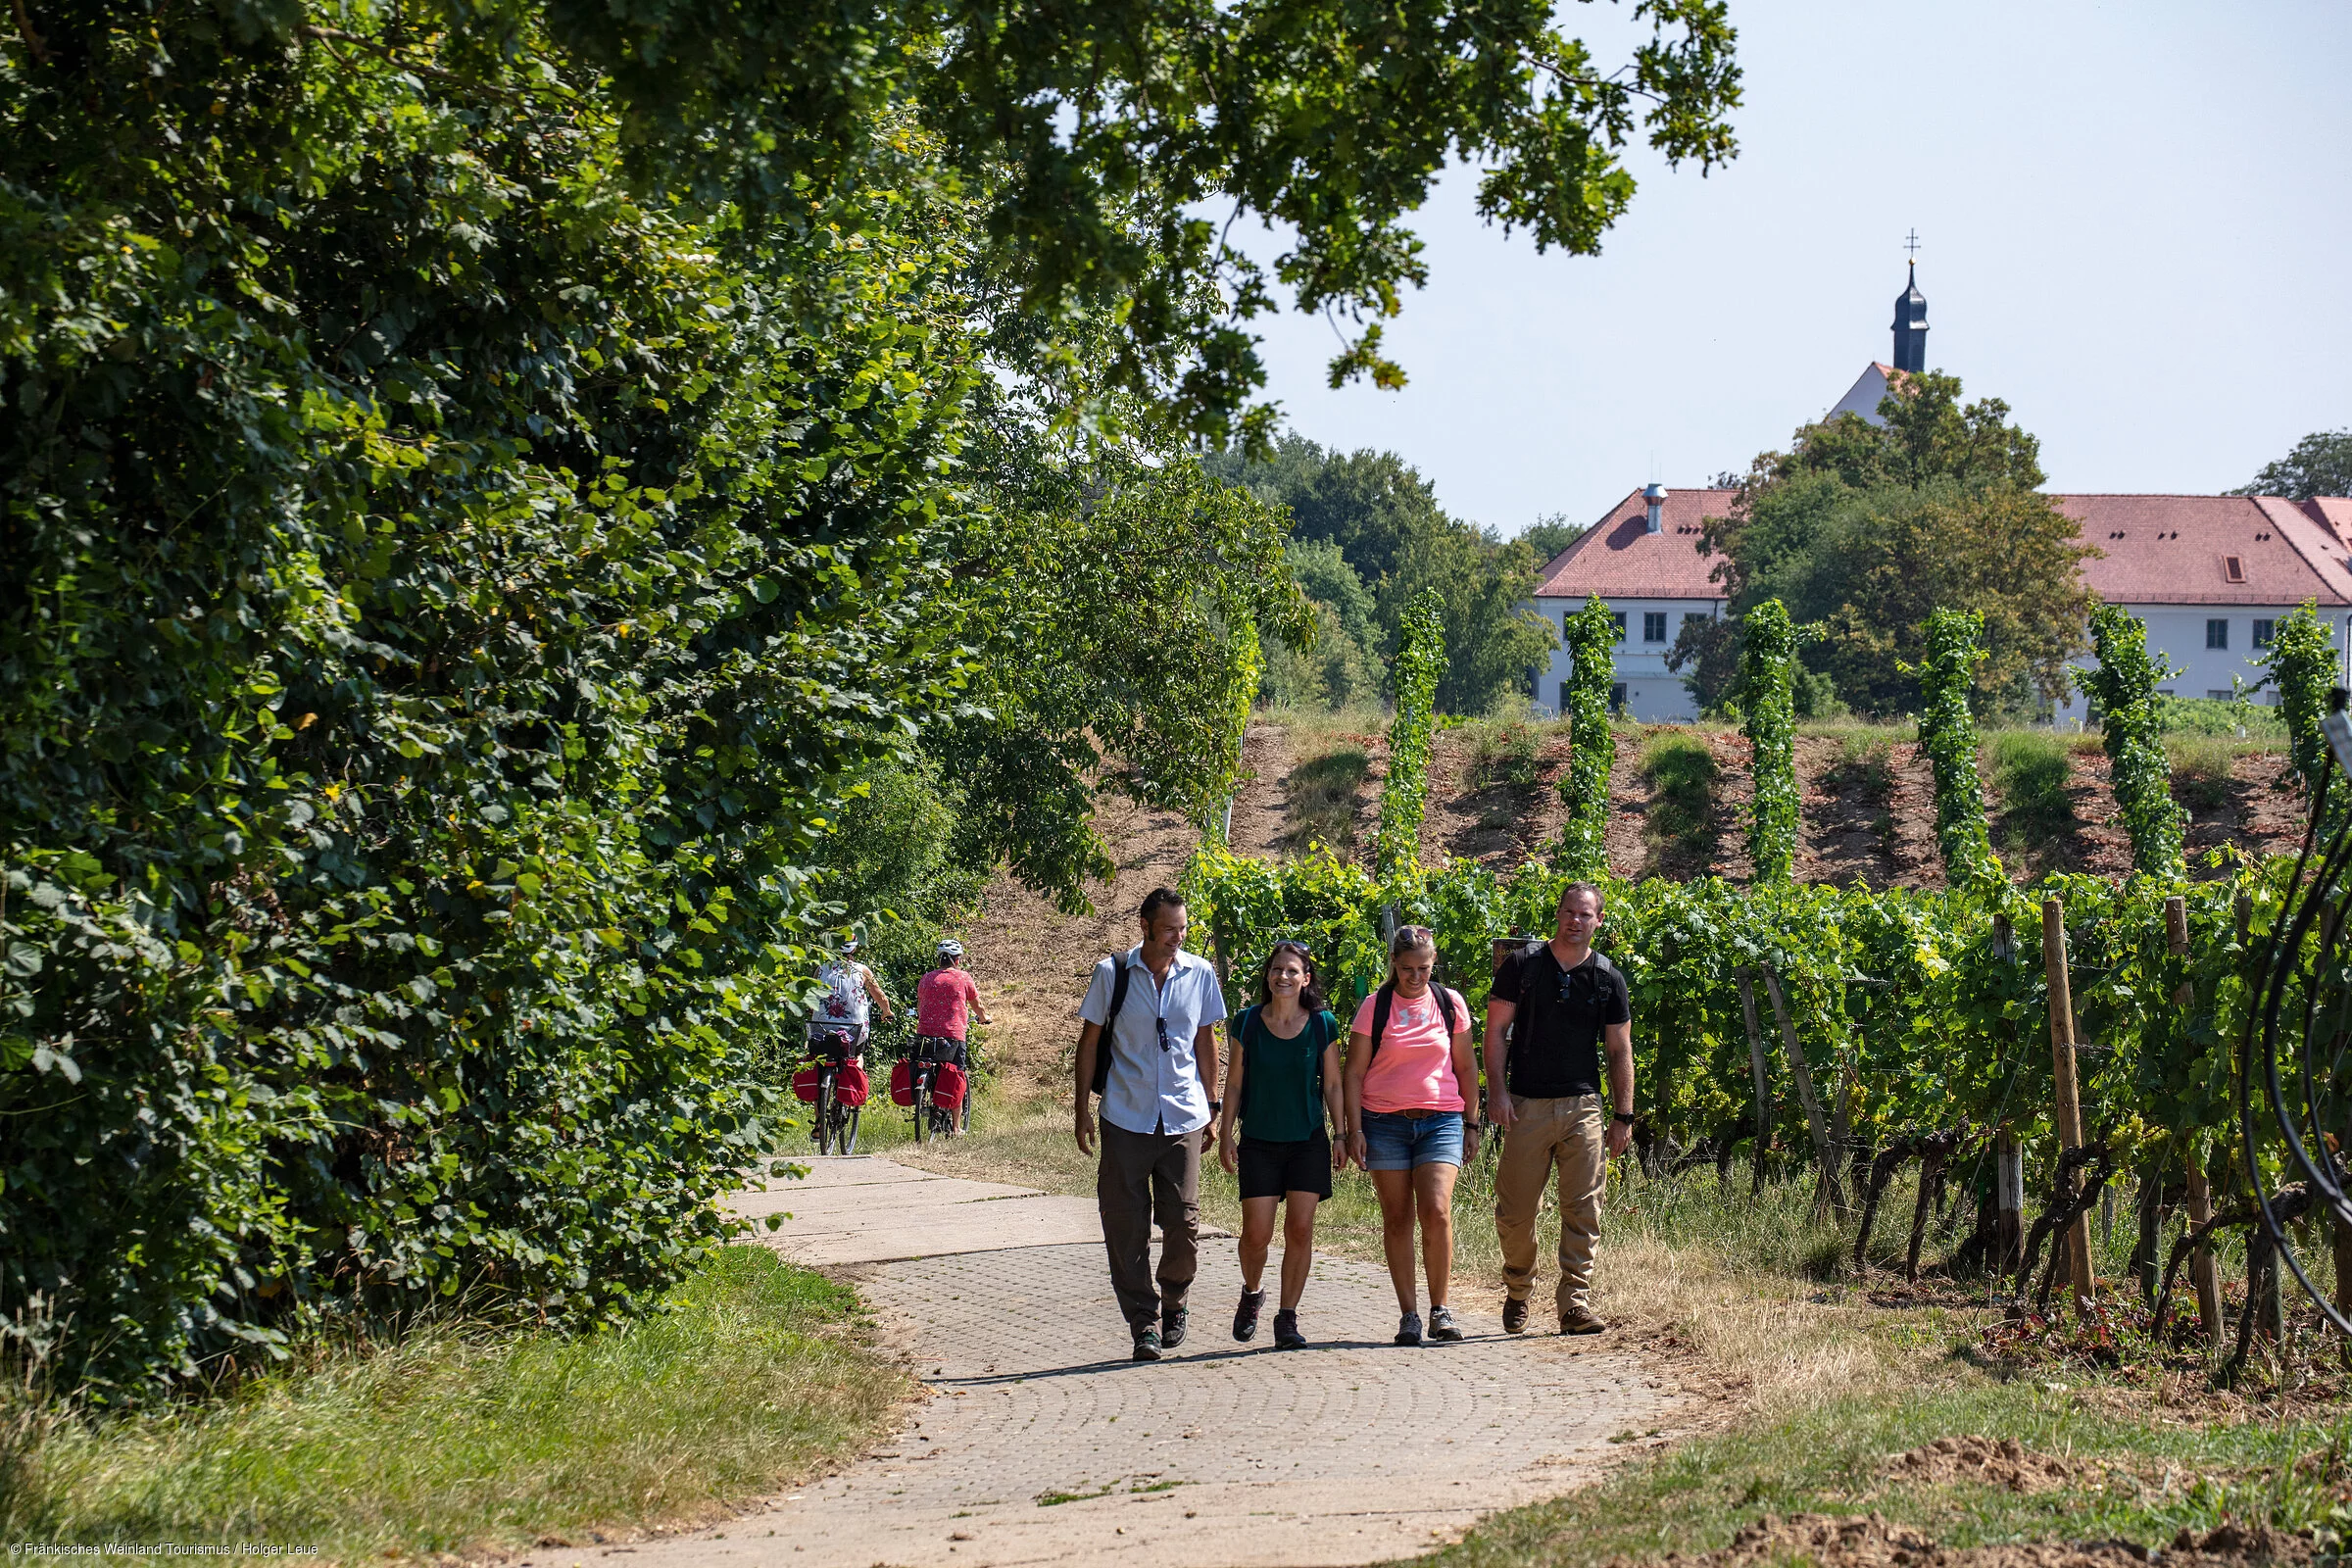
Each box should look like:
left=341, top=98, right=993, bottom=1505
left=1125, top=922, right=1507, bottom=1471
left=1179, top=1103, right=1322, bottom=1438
left=905, top=1038, right=969, bottom=1144
left=803, top=1028, right=863, bottom=1155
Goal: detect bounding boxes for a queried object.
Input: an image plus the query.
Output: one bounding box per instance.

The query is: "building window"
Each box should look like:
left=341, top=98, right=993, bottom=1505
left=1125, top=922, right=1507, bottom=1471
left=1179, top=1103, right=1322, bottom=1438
left=2206, top=618, right=2229, bottom=650
left=1684, top=612, right=1713, bottom=629
left=1642, top=611, right=1668, bottom=643
left=1560, top=678, right=1573, bottom=712
left=2254, top=618, right=2276, bottom=648
left=1609, top=612, right=1627, bottom=642
left=2157, top=689, right=2178, bottom=698
left=2207, top=689, right=2233, bottom=701
left=1609, top=682, right=1628, bottom=714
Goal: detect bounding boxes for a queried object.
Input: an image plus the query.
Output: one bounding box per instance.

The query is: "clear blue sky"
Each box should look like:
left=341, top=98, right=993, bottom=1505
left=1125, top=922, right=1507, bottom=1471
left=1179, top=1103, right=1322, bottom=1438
left=1241, top=0, right=2352, bottom=538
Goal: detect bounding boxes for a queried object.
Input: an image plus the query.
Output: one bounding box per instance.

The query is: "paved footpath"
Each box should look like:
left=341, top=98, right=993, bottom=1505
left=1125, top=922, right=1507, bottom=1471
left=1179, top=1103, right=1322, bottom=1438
left=604, top=1157, right=1681, bottom=1568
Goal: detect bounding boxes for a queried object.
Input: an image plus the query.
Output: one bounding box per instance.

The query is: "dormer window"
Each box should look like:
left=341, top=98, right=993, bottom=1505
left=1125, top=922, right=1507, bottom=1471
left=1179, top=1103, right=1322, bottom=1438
left=2223, top=556, right=2246, bottom=584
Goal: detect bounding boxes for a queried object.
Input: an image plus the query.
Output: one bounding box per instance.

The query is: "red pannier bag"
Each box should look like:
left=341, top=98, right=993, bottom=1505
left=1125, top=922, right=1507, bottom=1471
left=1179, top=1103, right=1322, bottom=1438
left=834, top=1063, right=870, bottom=1107
left=931, top=1061, right=967, bottom=1109
left=889, top=1058, right=916, bottom=1106
left=792, top=1065, right=822, bottom=1103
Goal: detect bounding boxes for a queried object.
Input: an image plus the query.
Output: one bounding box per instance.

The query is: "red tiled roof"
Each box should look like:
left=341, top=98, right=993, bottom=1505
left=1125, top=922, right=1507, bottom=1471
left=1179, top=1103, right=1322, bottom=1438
left=2055, top=494, right=2352, bottom=608
left=1534, top=487, right=1738, bottom=602
left=2299, top=496, right=2352, bottom=549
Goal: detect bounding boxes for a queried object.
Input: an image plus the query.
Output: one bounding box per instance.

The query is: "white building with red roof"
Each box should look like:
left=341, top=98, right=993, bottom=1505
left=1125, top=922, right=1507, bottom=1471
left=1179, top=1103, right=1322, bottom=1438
left=1528, top=263, right=2352, bottom=723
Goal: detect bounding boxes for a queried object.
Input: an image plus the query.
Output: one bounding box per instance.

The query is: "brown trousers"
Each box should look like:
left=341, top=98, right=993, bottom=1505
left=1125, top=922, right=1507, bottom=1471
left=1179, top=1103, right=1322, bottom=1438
left=1494, top=1094, right=1607, bottom=1317
left=1097, top=1120, right=1200, bottom=1330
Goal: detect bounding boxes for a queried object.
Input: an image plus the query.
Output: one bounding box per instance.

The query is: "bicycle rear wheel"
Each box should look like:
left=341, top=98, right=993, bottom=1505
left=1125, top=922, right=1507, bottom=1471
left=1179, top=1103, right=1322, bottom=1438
left=838, top=1104, right=860, bottom=1155
left=815, top=1073, right=837, bottom=1155
left=912, top=1070, right=931, bottom=1145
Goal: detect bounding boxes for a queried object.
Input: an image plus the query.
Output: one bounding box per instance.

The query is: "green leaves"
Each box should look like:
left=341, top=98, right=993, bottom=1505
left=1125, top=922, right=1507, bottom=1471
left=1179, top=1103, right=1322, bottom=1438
left=1555, top=595, right=1618, bottom=880
left=1910, top=609, right=2001, bottom=887
left=1373, top=591, right=1445, bottom=881
left=2079, top=606, right=2186, bottom=875
left=1740, top=600, right=1805, bottom=883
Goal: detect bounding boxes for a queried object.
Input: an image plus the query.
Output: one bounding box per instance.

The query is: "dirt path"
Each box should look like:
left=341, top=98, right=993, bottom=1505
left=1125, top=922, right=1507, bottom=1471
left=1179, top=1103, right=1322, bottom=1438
left=608, top=1157, right=1683, bottom=1568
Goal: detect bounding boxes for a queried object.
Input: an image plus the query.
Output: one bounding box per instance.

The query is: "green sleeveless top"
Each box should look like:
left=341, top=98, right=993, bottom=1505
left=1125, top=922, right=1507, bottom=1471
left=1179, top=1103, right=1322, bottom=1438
left=1236, top=1006, right=1337, bottom=1144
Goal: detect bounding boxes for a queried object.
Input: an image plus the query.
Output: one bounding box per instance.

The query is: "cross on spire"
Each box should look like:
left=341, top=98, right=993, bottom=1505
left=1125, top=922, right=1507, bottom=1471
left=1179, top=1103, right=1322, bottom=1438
left=1904, top=228, right=1921, bottom=259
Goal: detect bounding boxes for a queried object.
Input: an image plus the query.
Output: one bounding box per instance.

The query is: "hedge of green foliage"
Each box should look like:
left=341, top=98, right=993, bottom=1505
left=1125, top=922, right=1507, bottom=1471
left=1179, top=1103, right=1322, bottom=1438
left=1374, top=592, right=1445, bottom=878
left=1555, top=596, right=1618, bottom=879
left=2079, top=606, right=2186, bottom=875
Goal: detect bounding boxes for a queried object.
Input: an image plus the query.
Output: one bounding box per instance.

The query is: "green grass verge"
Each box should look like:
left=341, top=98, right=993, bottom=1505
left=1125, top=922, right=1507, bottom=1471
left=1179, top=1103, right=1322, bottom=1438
left=1425, top=1374, right=2341, bottom=1568
left=1987, top=731, right=2078, bottom=853
left=3, top=1246, right=905, bottom=1558
left=1641, top=731, right=1720, bottom=858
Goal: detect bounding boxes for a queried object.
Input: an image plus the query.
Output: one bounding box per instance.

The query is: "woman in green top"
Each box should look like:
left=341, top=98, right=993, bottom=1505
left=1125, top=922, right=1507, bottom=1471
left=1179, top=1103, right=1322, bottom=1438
left=1216, top=940, right=1345, bottom=1349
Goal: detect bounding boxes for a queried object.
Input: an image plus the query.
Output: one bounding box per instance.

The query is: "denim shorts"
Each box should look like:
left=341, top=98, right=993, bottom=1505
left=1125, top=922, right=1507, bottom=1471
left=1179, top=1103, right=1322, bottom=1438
left=1360, top=1109, right=1464, bottom=1171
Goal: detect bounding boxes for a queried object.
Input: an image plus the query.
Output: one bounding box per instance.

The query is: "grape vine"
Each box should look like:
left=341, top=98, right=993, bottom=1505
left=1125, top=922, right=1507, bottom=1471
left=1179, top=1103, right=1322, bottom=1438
left=1908, top=609, right=2001, bottom=887
left=1556, top=595, right=1620, bottom=879
left=2261, top=599, right=2338, bottom=831
left=2079, top=604, right=2185, bottom=875
left=1740, top=600, right=1803, bottom=883
left=1375, top=590, right=1445, bottom=878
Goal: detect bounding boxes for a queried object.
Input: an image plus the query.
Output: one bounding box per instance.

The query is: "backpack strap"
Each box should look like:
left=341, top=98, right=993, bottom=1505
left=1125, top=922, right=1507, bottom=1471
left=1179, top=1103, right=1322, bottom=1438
left=1368, top=982, right=1396, bottom=1061
left=1089, top=955, right=1135, bottom=1097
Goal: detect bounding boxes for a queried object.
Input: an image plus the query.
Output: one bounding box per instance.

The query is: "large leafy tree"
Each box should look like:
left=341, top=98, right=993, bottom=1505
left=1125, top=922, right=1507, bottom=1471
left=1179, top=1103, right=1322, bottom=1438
left=1210, top=433, right=1554, bottom=712
left=0, top=0, right=1739, bottom=1392
left=2233, top=429, right=2352, bottom=502
left=1679, top=372, right=2091, bottom=717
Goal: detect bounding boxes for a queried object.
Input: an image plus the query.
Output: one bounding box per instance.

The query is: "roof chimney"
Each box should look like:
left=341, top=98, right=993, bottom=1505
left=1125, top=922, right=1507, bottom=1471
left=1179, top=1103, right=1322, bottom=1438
left=1643, top=483, right=1667, bottom=534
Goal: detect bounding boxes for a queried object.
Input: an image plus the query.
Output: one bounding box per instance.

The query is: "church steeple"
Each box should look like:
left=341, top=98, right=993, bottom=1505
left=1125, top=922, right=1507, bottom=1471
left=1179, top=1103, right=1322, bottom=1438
left=1890, top=260, right=1929, bottom=373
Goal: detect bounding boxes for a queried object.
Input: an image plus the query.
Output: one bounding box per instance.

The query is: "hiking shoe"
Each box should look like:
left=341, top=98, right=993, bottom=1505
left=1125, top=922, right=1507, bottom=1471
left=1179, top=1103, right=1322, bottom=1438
left=1502, top=1297, right=1530, bottom=1335
left=1161, top=1302, right=1189, bottom=1349
left=1273, top=1309, right=1306, bottom=1349
left=1559, top=1308, right=1607, bottom=1336
left=1232, top=1289, right=1265, bottom=1343
left=1132, top=1324, right=1163, bottom=1361
left=1428, top=1304, right=1463, bottom=1342
left=1395, top=1311, right=1423, bottom=1347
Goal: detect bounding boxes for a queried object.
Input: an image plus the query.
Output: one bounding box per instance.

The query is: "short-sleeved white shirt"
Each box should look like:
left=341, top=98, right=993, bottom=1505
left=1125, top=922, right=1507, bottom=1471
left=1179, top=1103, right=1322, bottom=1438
left=1079, top=945, right=1229, bottom=1137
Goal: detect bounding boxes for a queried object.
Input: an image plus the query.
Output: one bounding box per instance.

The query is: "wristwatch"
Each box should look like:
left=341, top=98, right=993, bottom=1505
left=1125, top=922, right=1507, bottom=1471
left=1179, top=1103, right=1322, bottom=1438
left=1611, top=1111, right=1636, bottom=1125
left=1207, top=1099, right=1224, bottom=1116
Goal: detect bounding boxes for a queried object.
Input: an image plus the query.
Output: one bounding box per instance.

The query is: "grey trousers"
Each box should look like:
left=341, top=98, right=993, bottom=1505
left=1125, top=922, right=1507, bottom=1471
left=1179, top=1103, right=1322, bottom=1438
left=1097, top=1119, right=1200, bottom=1330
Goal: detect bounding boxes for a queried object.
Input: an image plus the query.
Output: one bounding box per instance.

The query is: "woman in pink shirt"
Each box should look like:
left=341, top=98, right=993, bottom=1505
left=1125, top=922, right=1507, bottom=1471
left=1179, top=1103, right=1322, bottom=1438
left=1343, top=926, right=1481, bottom=1346
left=915, top=940, right=992, bottom=1134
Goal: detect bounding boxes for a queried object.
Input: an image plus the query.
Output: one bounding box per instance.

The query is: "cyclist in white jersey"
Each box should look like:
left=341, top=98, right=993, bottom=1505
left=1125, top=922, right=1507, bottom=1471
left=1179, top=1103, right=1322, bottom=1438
left=811, top=938, right=893, bottom=1064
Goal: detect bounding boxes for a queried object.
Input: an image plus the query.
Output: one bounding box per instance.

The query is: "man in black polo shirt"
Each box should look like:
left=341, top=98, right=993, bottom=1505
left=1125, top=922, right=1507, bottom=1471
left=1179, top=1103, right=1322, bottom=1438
left=1485, top=881, right=1634, bottom=1335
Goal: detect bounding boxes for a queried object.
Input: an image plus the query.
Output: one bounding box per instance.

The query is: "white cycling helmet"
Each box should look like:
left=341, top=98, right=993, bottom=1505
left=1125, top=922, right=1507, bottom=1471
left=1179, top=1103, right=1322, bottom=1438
left=935, top=938, right=964, bottom=961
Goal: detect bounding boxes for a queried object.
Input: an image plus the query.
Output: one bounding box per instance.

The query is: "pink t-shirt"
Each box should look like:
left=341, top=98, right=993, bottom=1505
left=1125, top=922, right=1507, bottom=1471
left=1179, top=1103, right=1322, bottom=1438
left=1350, top=986, right=1467, bottom=1113
left=915, top=968, right=980, bottom=1040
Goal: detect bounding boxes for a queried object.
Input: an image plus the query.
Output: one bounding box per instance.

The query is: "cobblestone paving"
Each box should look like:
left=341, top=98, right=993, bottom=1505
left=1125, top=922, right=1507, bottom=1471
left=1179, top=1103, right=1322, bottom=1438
left=602, top=1174, right=1681, bottom=1568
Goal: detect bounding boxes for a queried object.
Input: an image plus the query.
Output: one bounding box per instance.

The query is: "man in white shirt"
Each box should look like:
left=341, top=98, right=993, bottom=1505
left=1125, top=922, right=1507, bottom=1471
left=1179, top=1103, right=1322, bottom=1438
left=1075, top=887, right=1227, bottom=1361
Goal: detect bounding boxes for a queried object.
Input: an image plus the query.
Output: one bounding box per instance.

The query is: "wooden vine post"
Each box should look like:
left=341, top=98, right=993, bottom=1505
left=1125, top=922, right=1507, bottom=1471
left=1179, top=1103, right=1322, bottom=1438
left=1739, top=974, right=1772, bottom=1196
left=2042, top=897, right=2094, bottom=1310
left=1991, top=913, right=2024, bottom=1272
left=2166, top=895, right=2223, bottom=1344
left=1763, top=969, right=1846, bottom=1216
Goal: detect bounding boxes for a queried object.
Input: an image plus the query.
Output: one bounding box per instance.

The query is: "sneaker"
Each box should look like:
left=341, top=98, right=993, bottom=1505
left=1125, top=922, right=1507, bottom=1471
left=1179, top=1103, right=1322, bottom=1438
left=1132, top=1324, right=1163, bottom=1361
left=1395, top=1311, right=1423, bottom=1347
left=1161, top=1302, right=1189, bottom=1349
left=1559, top=1307, right=1607, bottom=1336
left=1428, top=1304, right=1462, bottom=1342
left=1273, top=1309, right=1306, bottom=1349
left=1232, top=1289, right=1265, bottom=1343
left=1502, top=1297, right=1530, bottom=1335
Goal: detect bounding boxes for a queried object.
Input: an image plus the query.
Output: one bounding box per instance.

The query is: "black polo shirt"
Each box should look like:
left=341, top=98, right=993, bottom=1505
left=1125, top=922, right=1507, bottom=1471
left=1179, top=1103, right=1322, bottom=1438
left=1494, top=942, right=1630, bottom=1099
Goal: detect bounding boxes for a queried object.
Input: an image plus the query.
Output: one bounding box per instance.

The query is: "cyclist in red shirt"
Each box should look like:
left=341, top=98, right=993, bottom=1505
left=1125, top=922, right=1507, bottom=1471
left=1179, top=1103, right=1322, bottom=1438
left=915, top=940, right=992, bottom=1134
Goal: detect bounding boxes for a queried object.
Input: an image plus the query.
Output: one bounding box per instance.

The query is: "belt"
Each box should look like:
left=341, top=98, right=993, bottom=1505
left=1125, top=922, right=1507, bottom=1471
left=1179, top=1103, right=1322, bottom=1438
left=1377, top=1106, right=1454, bottom=1121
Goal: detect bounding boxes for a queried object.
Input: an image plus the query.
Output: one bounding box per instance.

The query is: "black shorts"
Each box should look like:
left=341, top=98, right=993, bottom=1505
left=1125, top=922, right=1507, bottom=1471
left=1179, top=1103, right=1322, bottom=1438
left=1238, top=1130, right=1334, bottom=1201
left=915, top=1036, right=968, bottom=1070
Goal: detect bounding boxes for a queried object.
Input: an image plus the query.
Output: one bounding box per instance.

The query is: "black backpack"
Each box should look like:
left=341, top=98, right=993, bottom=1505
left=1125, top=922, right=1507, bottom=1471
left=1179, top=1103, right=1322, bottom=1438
left=1364, top=980, right=1462, bottom=1062
left=1088, top=955, right=1136, bottom=1096
left=1504, top=940, right=1620, bottom=1013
